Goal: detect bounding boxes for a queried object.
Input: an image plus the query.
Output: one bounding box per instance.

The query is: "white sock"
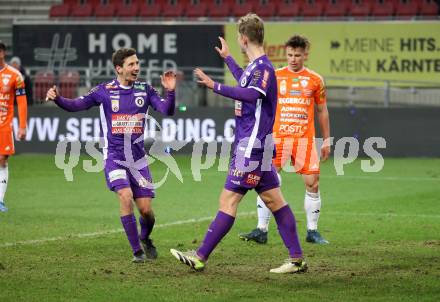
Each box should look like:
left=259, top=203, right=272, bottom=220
left=0, top=165, right=8, bottom=202
left=304, top=190, right=321, bottom=230
left=256, top=173, right=282, bottom=232
left=257, top=196, right=271, bottom=232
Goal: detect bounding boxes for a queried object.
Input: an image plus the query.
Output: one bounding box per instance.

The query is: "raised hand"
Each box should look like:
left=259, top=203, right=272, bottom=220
left=194, top=68, right=214, bottom=89
left=215, top=36, right=230, bottom=59
left=45, top=85, right=59, bottom=102
left=161, top=70, right=177, bottom=91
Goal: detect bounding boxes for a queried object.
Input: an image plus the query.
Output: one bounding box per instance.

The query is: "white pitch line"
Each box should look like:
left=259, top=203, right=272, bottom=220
left=1, top=210, right=439, bottom=249
left=0, top=211, right=257, bottom=248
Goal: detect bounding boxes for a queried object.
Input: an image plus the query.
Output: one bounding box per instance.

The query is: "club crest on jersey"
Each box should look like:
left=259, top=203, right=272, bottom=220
left=135, top=96, right=145, bottom=107
left=280, top=80, right=287, bottom=95
left=300, top=79, right=309, bottom=88
left=2, top=77, right=9, bottom=86
left=240, top=77, right=247, bottom=87
left=111, top=99, right=119, bottom=112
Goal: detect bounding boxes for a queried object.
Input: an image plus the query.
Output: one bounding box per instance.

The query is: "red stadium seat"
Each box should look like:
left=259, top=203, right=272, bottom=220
left=302, top=0, right=325, bottom=18
left=59, top=71, right=81, bottom=99
left=349, top=0, right=373, bottom=18
left=255, top=0, right=277, bottom=18
left=324, top=0, right=350, bottom=17
left=95, top=0, right=117, bottom=18
left=371, top=0, right=396, bottom=18
left=71, top=0, right=98, bottom=18
left=139, top=0, right=163, bottom=18
left=33, top=71, right=55, bottom=103
left=116, top=0, right=140, bottom=18
left=186, top=0, right=208, bottom=18
left=277, top=0, right=302, bottom=18
left=395, top=0, right=420, bottom=18
left=50, top=0, right=75, bottom=18
left=208, top=0, right=231, bottom=18
left=162, top=0, right=186, bottom=18
left=419, top=0, right=439, bottom=17
left=230, top=0, right=255, bottom=18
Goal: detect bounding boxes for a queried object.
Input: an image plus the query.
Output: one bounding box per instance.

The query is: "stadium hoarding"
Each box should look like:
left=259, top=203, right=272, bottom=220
left=12, top=106, right=440, bottom=157
left=225, top=22, right=440, bottom=87
left=12, top=23, right=224, bottom=78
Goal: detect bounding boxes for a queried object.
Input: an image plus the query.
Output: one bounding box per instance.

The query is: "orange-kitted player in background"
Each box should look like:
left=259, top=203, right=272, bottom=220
left=0, top=40, right=27, bottom=212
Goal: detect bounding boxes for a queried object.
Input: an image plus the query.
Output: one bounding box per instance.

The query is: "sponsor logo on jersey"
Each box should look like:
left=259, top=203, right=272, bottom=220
left=134, top=92, right=147, bottom=97
left=289, top=90, right=302, bottom=96
left=111, top=114, right=144, bottom=134
left=280, top=80, right=287, bottom=95
left=298, top=76, right=310, bottom=80
left=229, top=168, right=245, bottom=178
left=303, top=89, right=313, bottom=97
left=292, top=83, right=300, bottom=88
left=262, top=70, right=269, bottom=89
left=135, top=96, right=145, bottom=107
left=108, top=169, right=127, bottom=182
left=235, top=100, right=242, bottom=117
left=134, top=83, right=145, bottom=90
left=138, top=177, right=149, bottom=188
left=278, top=97, right=311, bottom=105
left=246, top=173, right=261, bottom=186
left=300, top=79, right=309, bottom=88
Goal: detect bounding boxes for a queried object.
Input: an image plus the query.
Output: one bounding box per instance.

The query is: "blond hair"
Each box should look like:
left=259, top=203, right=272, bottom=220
left=238, top=13, right=264, bottom=46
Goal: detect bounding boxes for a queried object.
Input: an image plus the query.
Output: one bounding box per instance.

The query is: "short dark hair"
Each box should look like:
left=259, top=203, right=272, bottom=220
left=112, top=48, right=136, bottom=68
left=238, top=13, right=264, bottom=46
left=285, top=35, right=310, bottom=51
left=0, top=41, right=6, bottom=51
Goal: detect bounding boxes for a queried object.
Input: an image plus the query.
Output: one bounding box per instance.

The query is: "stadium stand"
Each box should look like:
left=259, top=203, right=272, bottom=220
left=45, top=0, right=440, bottom=20
left=208, top=0, right=231, bottom=18
left=59, top=71, right=80, bottom=99
left=139, top=0, right=163, bottom=18
left=186, top=0, right=209, bottom=18
left=33, top=71, right=55, bottom=103
left=162, top=0, right=186, bottom=19
left=94, top=0, right=117, bottom=18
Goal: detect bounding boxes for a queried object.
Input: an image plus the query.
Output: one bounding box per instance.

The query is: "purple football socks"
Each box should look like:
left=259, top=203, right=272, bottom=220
left=273, top=205, right=303, bottom=259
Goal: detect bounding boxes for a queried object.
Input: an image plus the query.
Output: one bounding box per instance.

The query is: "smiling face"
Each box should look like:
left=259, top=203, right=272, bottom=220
left=116, top=54, right=139, bottom=85
left=286, top=46, right=307, bottom=72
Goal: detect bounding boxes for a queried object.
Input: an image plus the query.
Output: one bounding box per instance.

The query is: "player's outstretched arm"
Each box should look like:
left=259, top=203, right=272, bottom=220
left=215, top=37, right=243, bottom=83
left=194, top=68, right=260, bottom=103
left=317, top=103, right=331, bottom=161
left=46, top=85, right=99, bottom=112
left=149, top=71, right=176, bottom=116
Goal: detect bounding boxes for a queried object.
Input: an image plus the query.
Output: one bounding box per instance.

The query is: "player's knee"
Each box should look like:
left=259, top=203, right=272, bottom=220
left=306, top=180, right=319, bottom=193
left=118, top=190, right=133, bottom=205
left=139, top=207, right=153, bottom=217
left=0, top=156, right=8, bottom=167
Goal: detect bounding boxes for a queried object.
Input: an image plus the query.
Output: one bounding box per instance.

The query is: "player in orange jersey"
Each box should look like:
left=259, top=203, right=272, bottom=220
left=240, top=35, right=331, bottom=244
left=0, top=41, right=27, bottom=212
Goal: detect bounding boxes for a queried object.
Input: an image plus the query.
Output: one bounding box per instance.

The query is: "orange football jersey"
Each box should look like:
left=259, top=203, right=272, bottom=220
left=273, top=66, right=326, bottom=139
left=0, top=64, right=27, bottom=132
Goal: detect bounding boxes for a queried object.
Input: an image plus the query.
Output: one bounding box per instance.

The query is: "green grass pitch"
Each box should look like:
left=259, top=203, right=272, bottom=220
left=0, top=155, right=439, bottom=301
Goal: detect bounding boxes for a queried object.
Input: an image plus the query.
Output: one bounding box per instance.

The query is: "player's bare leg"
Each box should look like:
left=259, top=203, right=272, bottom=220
left=302, top=173, right=328, bottom=244
left=135, top=197, right=157, bottom=259
left=239, top=167, right=282, bottom=244
left=258, top=187, right=307, bottom=273
left=0, top=155, right=9, bottom=212
left=171, top=189, right=243, bottom=271
left=117, top=187, right=145, bottom=262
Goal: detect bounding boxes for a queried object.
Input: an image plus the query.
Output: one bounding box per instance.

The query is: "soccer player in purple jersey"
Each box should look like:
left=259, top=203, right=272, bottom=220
left=46, top=48, right=176, bottom=263
left=170, top=14, right=307, bottom=274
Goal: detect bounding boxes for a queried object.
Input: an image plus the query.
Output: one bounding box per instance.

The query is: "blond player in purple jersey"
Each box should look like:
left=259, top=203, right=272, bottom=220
left=170, top=14, right=307, bottom=274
